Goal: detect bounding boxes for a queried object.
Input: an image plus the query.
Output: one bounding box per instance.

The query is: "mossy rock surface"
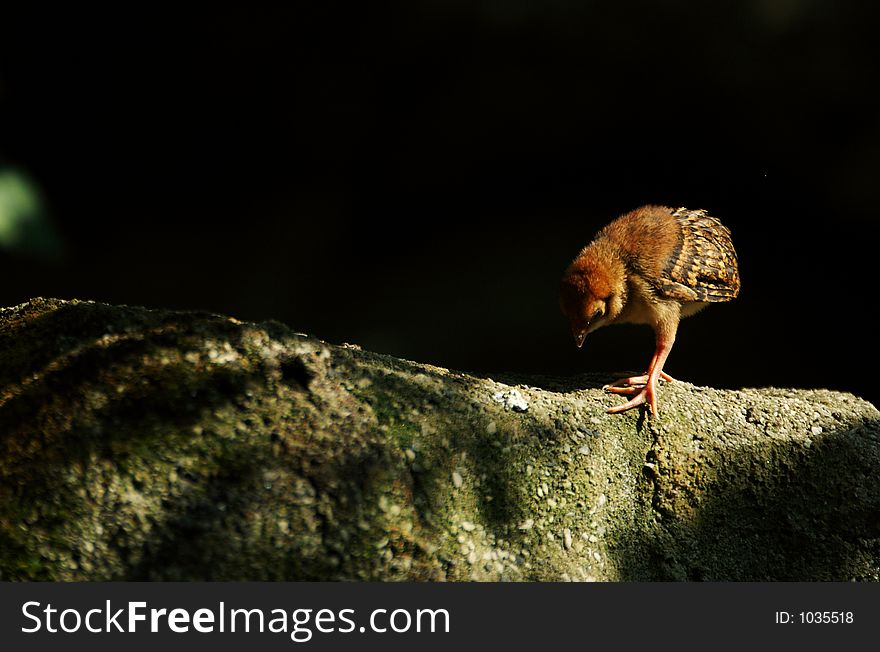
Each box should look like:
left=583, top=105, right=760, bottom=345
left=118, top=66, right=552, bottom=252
left=1, top=298, right=878, bottom=580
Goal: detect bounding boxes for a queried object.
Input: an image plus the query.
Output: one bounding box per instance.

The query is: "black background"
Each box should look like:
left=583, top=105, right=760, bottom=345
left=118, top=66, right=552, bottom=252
left=1, top=2, right=878, bottom=406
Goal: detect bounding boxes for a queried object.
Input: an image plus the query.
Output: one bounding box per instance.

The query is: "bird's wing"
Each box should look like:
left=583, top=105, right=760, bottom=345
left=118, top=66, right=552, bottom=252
left=657, top=208, right=740, bottom=303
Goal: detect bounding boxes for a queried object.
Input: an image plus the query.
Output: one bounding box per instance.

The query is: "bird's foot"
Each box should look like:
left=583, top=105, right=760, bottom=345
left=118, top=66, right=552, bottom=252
left=605, top=381, right=659, bottom=415
left=603, top=385, right=643, bottom=396
left=603, top=371, right=675, bottom=391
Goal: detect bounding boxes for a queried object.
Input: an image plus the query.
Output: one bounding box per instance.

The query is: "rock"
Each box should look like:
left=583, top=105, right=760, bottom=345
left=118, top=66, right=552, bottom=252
left=492, top=389, right=529, bottom=412
left=1, top=298, right=879, bottom=581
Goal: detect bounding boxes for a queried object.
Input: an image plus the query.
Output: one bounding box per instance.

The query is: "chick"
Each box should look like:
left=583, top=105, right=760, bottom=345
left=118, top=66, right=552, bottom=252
left=560, top=205, right=740, bottom=415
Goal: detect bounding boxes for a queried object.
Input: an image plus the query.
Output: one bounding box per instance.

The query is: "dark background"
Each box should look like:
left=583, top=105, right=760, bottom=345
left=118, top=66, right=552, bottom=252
left=1, top=2, right=878, bottom=406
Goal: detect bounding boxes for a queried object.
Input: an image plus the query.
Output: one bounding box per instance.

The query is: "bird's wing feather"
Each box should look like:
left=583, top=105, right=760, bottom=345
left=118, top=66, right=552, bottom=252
left=658, top=208, right=740, bottom=303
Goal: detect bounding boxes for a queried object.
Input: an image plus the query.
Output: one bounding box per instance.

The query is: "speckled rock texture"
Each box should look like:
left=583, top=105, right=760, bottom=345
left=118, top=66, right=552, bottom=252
left=1, top=298, right=878, bottom=581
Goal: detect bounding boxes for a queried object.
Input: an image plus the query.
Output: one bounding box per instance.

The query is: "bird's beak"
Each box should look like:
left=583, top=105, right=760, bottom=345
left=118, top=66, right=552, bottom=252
left=575, top=331, right=587, bottom=348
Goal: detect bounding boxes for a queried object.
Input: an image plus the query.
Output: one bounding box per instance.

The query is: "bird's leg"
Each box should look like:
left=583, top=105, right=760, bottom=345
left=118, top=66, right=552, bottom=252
left=606, top=329, right=677, bottom=415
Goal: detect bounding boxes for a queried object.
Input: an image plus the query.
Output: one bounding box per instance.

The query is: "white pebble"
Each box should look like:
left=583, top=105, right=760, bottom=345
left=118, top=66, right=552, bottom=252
left=492, top=389, right=529, bottom=412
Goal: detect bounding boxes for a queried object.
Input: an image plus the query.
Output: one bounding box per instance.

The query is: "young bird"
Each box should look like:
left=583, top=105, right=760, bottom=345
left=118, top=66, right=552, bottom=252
left=560, top=205, right=740, bottom=415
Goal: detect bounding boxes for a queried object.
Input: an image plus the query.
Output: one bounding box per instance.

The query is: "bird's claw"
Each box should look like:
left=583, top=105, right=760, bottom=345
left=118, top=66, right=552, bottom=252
left=603, top=371, right=675, bottom=391
left=604, top=385, right=643, bottom=396
left=605, top=384, right=659, bottom=416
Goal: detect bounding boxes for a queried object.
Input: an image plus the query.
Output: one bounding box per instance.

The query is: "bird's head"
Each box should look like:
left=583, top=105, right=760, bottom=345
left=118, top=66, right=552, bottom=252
left=560, top=244, right=626, bottom=348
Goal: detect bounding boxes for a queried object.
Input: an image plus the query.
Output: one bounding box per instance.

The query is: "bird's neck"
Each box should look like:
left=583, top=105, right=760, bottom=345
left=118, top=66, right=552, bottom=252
left=592, top=238, right=627, bottom=278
